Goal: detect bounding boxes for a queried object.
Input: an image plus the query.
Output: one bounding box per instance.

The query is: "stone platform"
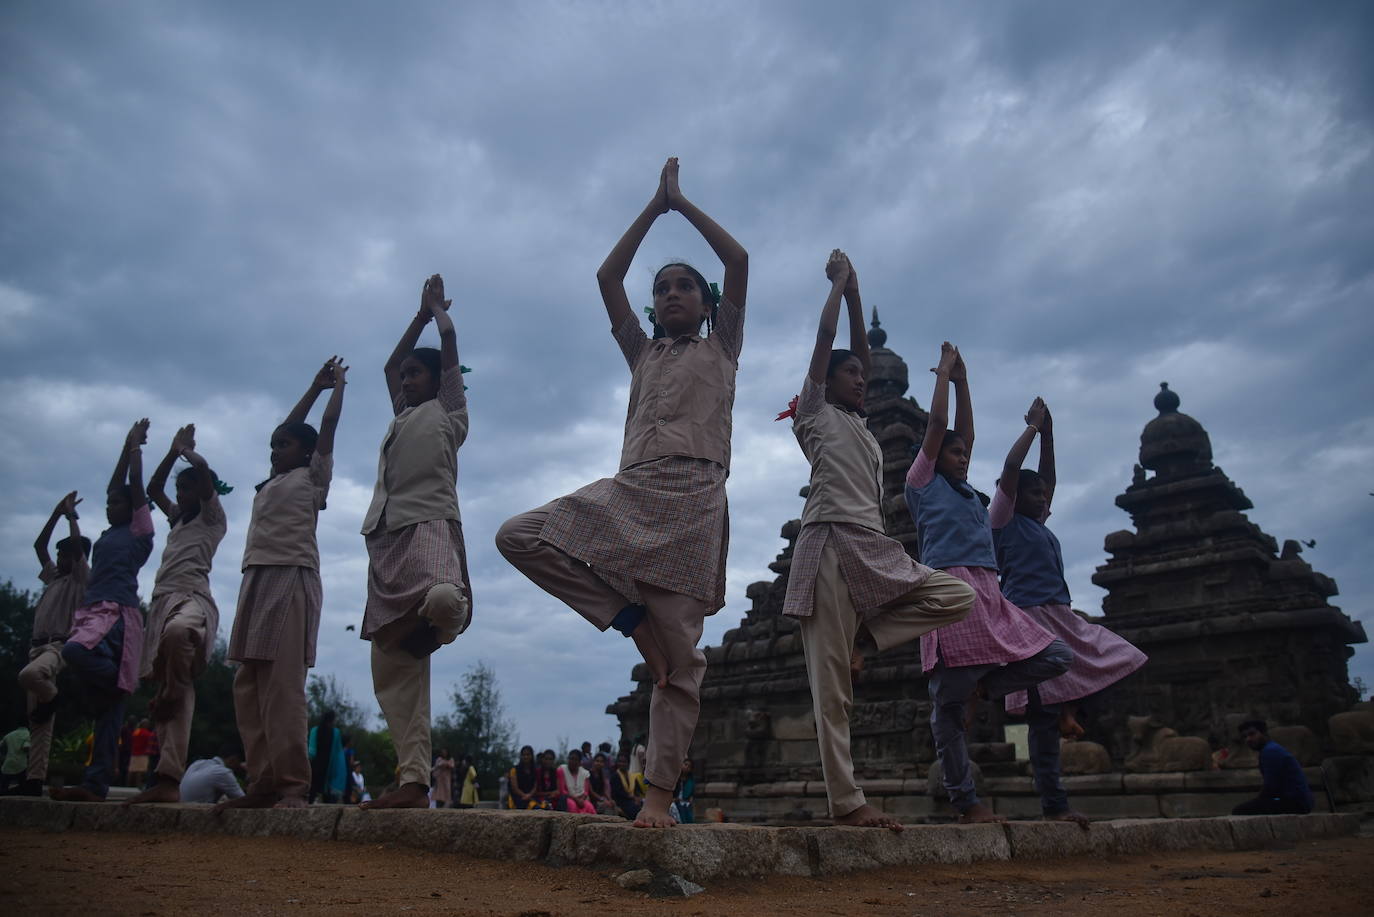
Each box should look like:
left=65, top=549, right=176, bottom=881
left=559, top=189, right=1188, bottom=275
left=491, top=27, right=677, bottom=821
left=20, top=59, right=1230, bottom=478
left=0, top=798, right=1360, bottom=883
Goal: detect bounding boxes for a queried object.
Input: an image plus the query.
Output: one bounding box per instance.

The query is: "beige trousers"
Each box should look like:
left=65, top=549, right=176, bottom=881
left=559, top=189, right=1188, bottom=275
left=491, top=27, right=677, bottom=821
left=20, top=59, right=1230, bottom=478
left=18, top=642, right=65, bottom=781
left=799, top=545, right=975, bottom=817
left=368, top=582, right=468, bottom=789
left=150, top=597, right=210, bottom=782
left=496, top=505, right=708, bottom=790
left=232, top=594, right=310, bottom=801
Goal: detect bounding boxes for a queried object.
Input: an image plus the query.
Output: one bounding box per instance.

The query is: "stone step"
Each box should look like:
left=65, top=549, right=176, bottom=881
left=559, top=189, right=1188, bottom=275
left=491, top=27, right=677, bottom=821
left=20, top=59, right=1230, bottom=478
left=0, top=797, right=1359, bottom=883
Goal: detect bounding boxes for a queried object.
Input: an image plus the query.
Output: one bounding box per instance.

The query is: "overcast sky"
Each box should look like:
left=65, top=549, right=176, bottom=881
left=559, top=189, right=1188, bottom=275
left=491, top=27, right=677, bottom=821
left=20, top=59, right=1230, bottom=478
left=3, top=1, right=1371, bottom=753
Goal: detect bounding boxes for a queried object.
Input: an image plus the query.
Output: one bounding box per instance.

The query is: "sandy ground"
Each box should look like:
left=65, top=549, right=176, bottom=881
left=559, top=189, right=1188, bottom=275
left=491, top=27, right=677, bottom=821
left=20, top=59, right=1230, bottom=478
left=2, top=827, right=1370, bottom=916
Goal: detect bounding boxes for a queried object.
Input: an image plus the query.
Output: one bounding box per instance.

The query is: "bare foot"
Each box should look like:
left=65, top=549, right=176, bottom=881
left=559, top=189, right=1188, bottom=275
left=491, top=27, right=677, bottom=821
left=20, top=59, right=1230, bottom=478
left=359, top=782, right=430, bottom=810
left=1046, top=809, right=1091, bottom=829
left=49, top=786, right=105, bottom=803
left=214, top=791, right=276, bottom=813
left=834, top=803, right=903, bottom=831
left=1059, top=707, right=1086, bottom=740
left=123, top=776, right=180, bottom=805
left=633, top=785, right=676, bottom=828
left=630, top=617, right=671, bottom=689
left=272, top=795, right=308, bottom=809
left=957, top=802, right=1005, bottom=824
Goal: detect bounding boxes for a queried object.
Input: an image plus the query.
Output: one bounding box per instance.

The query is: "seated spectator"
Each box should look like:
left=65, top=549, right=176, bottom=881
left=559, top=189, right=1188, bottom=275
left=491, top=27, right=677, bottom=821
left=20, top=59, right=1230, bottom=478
left=1232, top=720, right=1314, bottom=815
left=180, top=746, right=246, bottom=804
left=557, top=749, right=596, bottom=814
left=507, top=745, right=541, bottom=809
left=609, top=750, right=641, bottom=820
left=588, top=753, right=617, bottom=816
left=534, top=749, right=560, bottom=809
left=674, top=757, right=696, bottom=824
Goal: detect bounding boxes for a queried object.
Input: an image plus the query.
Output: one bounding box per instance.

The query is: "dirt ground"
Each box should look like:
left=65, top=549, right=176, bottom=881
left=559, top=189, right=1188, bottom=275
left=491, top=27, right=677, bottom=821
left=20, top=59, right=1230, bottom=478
left=2, top=827, right=1370, bottom=916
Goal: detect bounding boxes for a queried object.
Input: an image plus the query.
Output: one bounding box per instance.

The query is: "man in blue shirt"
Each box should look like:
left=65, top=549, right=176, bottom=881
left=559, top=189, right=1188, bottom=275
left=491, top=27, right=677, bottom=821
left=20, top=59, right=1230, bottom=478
left=1231, top=720, right=1314, bottom=815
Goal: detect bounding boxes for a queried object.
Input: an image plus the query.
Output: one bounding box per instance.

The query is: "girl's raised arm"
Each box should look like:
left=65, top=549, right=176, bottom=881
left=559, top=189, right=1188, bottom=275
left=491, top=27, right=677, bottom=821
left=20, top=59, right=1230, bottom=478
left=126, top=419, right=149, bottom=512
left=285, top=360, right=337, bottom=427
left=385, top=276, right=448, bottom=404
left=949, top=350, right=974, bottom=455
left=998, top=398, right=1047, bottom=501
left=34, top=491, right=80, bottom=569
left=665, top=157, right=748, bottom=309
left=808, top=250, right=851, bottom=385
left=107, top=419, right=145, bottom=496
left=1039, top=405, right=1057, bottom=506
left=425, top=275, right=459, bottom=372
left=919, top=343, right=959, bottom=462
left=842, top=255, right=870, bottom=378
left=596, top=164, right=670, bottom=331
left=148, top=425, right=197, bottom=521
left=315, top=358, right=348, bottom=458
left=181, top=447, right=216, bottom=503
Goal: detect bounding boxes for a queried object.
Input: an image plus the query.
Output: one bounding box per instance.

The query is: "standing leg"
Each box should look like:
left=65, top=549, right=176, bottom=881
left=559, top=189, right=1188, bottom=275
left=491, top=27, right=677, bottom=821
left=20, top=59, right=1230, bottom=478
left=1024, top=686, right=1087, bottom=824
left=262, top=597, right=311, bottom=808
left=636, top=583, right=707, bottom=828
left=928, top=660, right=1000, bottom=821
left=361, top=616, right=432, bottom=810
left=219, top=661, right=276, bottom=809
left=799, top=541, right=900, bottom=828
left=53, top=618, right=126, bottom=801
left=129, top=600, right=209, bottom=804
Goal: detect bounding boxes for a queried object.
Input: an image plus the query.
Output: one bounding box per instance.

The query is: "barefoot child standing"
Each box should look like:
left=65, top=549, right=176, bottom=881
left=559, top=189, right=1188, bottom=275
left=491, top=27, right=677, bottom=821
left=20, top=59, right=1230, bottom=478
left=127, top=424, right=227, bottom=805
left=15, top=492, right=90, bottom=796
left=357, top=275, right=472, bottom=811
left=782, top=251, right=974, bottom=830
left=993, top=400, right=1146, bottom=823
left=497, top=157, right=747, bottom=828
left=904, top=347, right=1073, bottom=824
left=224, top=359, right=346, bottom=809
left=52, top=420, right=156, bottom=802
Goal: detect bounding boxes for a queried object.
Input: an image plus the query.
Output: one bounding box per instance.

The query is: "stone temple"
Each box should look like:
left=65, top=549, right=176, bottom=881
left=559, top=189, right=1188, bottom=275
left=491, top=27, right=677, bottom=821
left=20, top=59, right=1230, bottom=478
left=607, top=316, right=1371, bottom=820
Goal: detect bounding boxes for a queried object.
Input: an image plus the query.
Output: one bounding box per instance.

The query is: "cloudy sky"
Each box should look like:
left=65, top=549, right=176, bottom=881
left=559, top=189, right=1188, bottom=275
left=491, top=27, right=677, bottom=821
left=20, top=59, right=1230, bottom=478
left=3, top=1, right=1371, bottom=752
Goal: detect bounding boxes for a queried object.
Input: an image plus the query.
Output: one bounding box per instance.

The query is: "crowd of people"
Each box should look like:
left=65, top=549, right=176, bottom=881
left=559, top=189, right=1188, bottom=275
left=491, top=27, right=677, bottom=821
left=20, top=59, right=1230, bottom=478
left=2, top=158, right=1315, bottom=828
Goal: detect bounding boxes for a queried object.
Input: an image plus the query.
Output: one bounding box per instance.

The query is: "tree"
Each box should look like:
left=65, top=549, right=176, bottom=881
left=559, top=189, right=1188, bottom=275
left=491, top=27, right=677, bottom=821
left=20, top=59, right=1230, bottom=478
left=433, top=661, right=517, bottom=798
left=306, top=672, right=369, bottom=732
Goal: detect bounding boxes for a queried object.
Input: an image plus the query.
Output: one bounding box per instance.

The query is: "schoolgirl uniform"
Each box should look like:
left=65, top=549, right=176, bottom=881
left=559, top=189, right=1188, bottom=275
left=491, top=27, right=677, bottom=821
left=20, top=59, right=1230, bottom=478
left=904, top=452, right=1073, bottom=816
left=782, top=376, right=974, bottom=818
left=61, top=504, right=155, bottom=798
left=17, top=552, right=90, bottom=788
left=228, top=451, right=331, bottom=803
left=360, top=365, right=472, bottom=791
left=991, top=492, right=1147, bottom=715
left=497, top=296, right=745, bottom=796
left=140, top=493, right=227, bottom=787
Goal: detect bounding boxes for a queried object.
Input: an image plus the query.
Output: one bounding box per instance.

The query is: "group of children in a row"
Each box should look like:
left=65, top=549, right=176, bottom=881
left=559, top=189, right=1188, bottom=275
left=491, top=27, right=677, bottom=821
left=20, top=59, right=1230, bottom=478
left=505, top=745, right=695, bottom=823
left=14, top=157, right=1143, bottom=829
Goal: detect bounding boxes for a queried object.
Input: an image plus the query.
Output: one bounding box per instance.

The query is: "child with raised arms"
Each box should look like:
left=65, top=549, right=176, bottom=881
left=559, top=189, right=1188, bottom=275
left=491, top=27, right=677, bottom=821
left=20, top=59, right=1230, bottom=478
left=222, top=358, right=346, bottom=809
left=14, top=491, right=89, bottom=796
left=782, top=251, right=974, bottom=830
left=126, top=424, right=228, bottom=805
left=357, top=274, right=473, bottom=811
left=51, top=420, right=155, bottom=802
left=497, top=157, right=747, bottom=827
left=904, top=347, right=1072, bottom=823
left=993, top=400, right=1147, bottom=823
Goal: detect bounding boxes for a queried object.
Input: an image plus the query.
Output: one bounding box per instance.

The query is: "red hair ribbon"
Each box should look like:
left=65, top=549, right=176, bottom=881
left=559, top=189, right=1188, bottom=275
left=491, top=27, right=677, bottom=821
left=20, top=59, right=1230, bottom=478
left=775, top=395, right=799, bottom=421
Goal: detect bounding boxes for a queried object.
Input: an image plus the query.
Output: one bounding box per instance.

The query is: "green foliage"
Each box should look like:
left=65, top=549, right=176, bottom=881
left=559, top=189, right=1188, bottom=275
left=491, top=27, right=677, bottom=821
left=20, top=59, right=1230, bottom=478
left=0, top=580, right=39, bottom=731
left=433, top=661, right=517, bottom=798
left=306, top=672, right=370, bottom=732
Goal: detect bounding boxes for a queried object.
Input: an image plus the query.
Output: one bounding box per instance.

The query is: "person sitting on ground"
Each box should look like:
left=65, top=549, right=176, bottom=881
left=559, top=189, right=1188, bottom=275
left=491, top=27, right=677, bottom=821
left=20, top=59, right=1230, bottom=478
left=557, top=748, right=597, bottom=814
left=588, top=752, right=617, bottom=815
left=507, top=745, right=543, bottom=809
left=533, top=749, right=559, bottom=809
left=180, top=746, right=246, bottom=804
left=609, top=750, right=641, bottom=820
left=1231, top=720, right=1314, bottom=815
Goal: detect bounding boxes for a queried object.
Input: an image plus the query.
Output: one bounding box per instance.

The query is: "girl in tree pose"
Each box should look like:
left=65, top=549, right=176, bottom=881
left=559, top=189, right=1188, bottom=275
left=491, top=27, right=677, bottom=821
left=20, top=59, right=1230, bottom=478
left=51, top=420, right=155, bottom=802
left=222, top=358, right=346, bottom=810
left=497, top=157, right=747, bottom=827
left=358, top=274, right=472, bottom=811
left=127, top=424, right=228, bottom=805
left=904, top=347, right=1072, bottom=824
left=783, top=251, right=974, bottom=830
left=994, top=400, right=1147, bottom=823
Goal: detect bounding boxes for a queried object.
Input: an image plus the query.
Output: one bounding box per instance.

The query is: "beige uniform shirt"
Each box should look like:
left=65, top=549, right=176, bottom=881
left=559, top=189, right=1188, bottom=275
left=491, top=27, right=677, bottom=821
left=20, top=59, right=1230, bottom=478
left=793, top=375, right=885, bottom=533
left=241, top=452, right=332, bottom=571
left=615, top=296, right=744, bottom=471
left=361, top=366, right=468, bottom=535
left=153, top=493, right=227, bottom=598
left=31, top=557, right=90, bottom=643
